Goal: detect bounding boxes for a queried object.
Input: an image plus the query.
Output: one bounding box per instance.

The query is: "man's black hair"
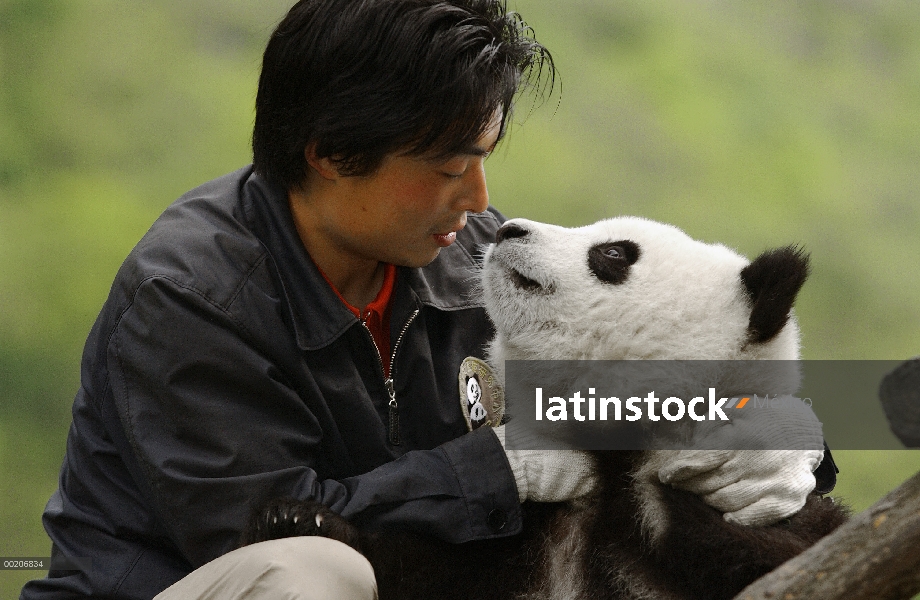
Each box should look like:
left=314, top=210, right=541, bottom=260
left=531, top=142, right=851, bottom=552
left=253, top=0, right=553, bottom=191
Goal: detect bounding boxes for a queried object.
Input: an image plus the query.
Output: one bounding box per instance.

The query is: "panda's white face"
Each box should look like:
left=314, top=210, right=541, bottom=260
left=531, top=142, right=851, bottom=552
left=482, top=217, right=803, bottom=368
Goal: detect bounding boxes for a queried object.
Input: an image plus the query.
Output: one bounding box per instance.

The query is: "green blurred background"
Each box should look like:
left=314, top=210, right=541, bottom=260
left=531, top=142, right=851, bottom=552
left=1, top=0, right=918, bottom=596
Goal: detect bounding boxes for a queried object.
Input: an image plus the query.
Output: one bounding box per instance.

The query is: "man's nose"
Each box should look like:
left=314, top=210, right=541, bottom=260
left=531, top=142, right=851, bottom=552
left=458, top=161, right=489, bottom=213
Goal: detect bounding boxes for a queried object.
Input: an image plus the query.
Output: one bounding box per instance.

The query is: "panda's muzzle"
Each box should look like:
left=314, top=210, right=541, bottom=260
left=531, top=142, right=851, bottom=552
left=495, top=222, right=529, bottom=244
left=493, top=222, right=556, bottom=294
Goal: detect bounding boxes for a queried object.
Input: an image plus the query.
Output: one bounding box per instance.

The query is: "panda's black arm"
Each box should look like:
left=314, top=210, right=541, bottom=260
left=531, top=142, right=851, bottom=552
left=813, top=441, right=838, bottom=495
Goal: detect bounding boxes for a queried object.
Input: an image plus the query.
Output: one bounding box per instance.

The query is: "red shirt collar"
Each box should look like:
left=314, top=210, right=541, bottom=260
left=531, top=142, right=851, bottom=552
left=317, top=263, right=397, bottom=376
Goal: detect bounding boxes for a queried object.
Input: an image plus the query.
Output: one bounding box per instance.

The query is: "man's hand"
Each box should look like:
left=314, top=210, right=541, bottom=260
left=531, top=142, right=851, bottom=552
left=657, top=395, right=825, bottom=527
left=493, top=425, right=597, bottom=503
left=659, top=448, right=823, bottom=526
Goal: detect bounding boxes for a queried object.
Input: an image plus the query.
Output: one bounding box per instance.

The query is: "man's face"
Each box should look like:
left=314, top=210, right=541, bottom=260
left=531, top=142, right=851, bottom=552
left=302, top=115, right=502, bottom=271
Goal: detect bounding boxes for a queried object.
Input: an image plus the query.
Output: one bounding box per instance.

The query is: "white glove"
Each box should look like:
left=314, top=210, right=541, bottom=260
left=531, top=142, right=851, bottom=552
left=659, top=449, right=822, bottom=526
left=658, top=395, right=824, bottom=526
left=493, top=425, right=597, bottom=503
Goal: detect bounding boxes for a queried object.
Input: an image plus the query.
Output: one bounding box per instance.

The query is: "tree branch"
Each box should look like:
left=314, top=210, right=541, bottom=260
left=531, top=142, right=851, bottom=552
left=879, top=357, right=920, bottom=448
left=733, top=469, right=920, bottom=600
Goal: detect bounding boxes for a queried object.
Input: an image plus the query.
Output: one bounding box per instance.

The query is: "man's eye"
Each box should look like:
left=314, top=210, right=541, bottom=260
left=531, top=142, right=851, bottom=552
left=438, top=158, right=470, bottom=179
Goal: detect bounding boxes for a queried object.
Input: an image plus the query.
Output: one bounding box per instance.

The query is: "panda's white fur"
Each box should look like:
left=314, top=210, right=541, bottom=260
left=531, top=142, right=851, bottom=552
left=482, top=216, right=800, bottom=370
left=481, top=216, right=806, bottom=450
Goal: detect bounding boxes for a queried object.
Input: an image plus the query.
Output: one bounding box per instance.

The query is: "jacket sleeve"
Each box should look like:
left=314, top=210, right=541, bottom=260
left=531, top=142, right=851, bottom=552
left=107, top=275, right=522, bottom=568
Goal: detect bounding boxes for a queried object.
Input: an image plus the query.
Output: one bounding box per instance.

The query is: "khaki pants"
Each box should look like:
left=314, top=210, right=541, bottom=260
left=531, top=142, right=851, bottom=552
left=154, top=537, right=378, bottom=600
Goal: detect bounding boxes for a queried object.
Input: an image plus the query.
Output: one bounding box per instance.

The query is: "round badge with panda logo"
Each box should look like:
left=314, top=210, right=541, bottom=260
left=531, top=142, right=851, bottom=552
left=458, top=357, right=504, bottom=431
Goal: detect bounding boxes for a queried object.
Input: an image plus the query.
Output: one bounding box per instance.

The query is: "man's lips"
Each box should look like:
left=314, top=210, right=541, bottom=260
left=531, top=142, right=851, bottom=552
left=433, top=231, right=457, bottom=247
left=433, top=219, right=466, bottom=247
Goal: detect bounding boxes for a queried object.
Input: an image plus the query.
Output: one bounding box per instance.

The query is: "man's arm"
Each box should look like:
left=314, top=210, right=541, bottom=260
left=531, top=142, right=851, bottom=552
left=107, top=275, right=521, bottom=567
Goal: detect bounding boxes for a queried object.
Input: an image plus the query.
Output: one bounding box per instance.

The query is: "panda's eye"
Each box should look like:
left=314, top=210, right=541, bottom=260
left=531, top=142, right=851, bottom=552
left=588, top=240, right=641, bottom=285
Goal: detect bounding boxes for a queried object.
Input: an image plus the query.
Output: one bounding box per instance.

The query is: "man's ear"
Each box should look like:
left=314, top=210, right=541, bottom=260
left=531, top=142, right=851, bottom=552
left=740, top=245, right=810, bottom=344
left=305, top=144, right=340, bottom=181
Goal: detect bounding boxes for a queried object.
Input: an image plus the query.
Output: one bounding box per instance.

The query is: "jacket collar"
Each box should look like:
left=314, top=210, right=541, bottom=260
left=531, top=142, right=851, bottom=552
left=242, top=170, right=488, bottom=351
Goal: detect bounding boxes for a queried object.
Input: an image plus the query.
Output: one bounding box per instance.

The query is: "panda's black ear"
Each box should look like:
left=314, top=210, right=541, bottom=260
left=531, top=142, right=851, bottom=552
left=740, top=245, right=810, bottom=344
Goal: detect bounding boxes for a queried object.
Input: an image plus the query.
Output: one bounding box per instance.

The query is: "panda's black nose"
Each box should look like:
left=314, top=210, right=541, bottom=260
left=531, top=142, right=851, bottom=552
left=495, top=222, right=529, bottom=244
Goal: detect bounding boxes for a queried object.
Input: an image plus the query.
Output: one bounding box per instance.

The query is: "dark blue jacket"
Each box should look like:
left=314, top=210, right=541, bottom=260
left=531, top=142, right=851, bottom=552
left=22, top=167, right=520, bottom=599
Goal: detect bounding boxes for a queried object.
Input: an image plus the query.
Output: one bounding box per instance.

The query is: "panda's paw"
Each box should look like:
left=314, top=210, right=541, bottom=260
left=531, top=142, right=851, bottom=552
left=239, top=497, right=361, bottom=551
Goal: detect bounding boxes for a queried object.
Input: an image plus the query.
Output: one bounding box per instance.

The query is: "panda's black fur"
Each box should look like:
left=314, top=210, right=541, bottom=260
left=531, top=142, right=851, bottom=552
left=240, top=222, right=849, bottom=600
left=240, top=460, right=845, bottom=600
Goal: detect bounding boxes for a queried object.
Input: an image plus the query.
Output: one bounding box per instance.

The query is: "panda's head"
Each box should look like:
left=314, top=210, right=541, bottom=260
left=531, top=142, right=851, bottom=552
left=482, top=217, right=809, bottom=365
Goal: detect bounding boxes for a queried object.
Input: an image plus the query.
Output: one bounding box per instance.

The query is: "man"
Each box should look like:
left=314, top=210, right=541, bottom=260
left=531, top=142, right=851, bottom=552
left=22, top=1, right=829, bottom=599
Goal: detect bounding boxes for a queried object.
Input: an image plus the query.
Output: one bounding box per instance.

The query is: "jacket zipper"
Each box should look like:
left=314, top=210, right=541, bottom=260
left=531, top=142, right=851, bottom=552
left=361, top=308, right=419, bottom=446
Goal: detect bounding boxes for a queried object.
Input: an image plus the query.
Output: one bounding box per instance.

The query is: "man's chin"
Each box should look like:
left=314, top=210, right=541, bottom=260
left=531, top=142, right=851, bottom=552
left=398, top=247, right=443, bottom=269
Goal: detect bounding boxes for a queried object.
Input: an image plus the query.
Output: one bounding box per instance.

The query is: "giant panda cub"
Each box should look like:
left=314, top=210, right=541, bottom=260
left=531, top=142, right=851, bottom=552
left=242, top=216, right=848, bottom=600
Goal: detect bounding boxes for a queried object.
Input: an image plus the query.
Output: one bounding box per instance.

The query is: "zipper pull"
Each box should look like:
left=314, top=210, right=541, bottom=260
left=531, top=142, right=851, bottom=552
left=386, top=378, right=400, bottom=446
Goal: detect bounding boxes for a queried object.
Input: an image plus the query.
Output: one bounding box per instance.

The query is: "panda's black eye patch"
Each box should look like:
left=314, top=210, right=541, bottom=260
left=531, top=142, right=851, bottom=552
left=588, top=240, right=640, bottom=285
